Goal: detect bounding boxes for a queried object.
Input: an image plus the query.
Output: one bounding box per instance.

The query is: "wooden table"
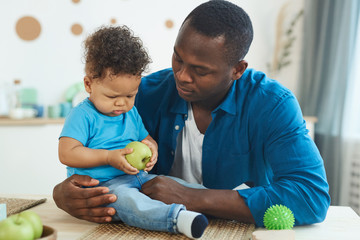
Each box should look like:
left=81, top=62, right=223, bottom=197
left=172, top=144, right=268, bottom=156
left=1, top=194, right=360, bottom=240
left=0, top=194, right=96, bottom=240
left=295, top=206, right=360, bottom=239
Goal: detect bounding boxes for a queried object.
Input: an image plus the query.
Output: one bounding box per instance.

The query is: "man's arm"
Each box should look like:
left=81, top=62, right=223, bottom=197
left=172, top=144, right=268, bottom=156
left=52, top=174, right=117, bottom=223
left=238, top=93, right=330, bottom=226
left=141, top=176, right=255, bottom=223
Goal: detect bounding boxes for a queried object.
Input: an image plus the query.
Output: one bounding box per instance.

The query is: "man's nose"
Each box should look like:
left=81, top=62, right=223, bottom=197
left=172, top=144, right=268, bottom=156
left=176, top=66, right=192, bottom=83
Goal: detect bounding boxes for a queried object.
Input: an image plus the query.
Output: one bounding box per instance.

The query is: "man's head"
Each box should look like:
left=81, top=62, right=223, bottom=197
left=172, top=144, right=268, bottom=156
left=172, top=1, right=252, bottom=108
left=83, top=26, right=151, bottom=117
left=183, top=0, right=253, bottom=65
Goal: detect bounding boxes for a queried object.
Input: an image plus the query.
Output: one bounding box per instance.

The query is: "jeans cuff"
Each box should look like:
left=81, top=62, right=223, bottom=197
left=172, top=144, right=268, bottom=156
left=167, top=203, right=186, bottom=233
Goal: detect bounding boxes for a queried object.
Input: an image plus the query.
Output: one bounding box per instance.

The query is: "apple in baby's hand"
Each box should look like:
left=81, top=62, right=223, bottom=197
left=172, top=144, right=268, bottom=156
left=125, top=141, right=152, bottom=170
left=0, top=214, right=35, bottom=240
left=0, top=210, right=43, bottom=240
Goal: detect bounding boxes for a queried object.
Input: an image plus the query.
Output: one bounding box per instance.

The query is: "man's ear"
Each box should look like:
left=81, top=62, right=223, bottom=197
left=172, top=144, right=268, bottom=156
left=83, top=76, right=92, bottom=94
left=232, top=60, right=248, bottom=80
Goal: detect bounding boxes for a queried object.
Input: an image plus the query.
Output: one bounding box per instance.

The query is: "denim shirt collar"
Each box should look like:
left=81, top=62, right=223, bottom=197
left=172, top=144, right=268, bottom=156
left=168, top=80, right=239, bottom=116
left=214, top=69, right=250, bottom=116
left=169, top=90, right=188, bottom=115
left=168, top=69, right=252, bottom=116
left=213, top=81, right=237, bottom=116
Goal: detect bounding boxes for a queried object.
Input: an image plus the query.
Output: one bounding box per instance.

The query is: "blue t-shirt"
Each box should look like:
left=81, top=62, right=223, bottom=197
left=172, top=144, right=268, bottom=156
left=135, top=68, right=330, bottom=227
left=60, top=98, right=149, bottom=182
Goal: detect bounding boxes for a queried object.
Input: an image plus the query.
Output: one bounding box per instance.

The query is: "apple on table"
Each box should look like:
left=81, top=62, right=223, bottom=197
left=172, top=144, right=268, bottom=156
left=0, top=210, right=43, bottom=240
left=125, top=141, right=152, bottom=170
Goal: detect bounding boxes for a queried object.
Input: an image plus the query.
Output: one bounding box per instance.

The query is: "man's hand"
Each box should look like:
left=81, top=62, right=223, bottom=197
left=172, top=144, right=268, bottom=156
left=141, top=176, right=255, bottom=223
left=141, top=176, right=192, bottom=206
left=53, top=174, right=117, bottom=223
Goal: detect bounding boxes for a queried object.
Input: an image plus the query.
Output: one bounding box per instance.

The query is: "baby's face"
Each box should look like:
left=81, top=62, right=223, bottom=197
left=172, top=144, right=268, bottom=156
left=84, top=73, right=141, bottom=117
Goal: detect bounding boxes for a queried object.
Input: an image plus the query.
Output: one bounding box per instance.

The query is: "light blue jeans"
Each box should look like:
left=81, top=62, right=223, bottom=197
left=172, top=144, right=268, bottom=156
left=99, top=171, right=206, bottom=233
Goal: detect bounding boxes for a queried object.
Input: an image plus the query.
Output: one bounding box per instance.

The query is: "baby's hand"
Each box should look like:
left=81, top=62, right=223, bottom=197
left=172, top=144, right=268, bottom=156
left=141, top=138, right=158, bottom=172
left=107, top=149, right=139, bottom=175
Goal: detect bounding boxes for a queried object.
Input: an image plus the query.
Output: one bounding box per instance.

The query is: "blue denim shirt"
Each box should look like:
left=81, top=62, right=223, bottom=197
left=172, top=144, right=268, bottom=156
left=136, top=68, right=330, bottom=227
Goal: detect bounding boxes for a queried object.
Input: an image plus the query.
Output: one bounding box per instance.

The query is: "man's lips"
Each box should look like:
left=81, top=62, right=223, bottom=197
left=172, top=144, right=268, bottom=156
left=176, top=84, right=193, bottom=95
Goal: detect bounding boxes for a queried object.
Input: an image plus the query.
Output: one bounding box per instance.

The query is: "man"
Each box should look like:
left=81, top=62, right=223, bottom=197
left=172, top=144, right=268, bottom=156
left=53, top=0, right=330, bottom=227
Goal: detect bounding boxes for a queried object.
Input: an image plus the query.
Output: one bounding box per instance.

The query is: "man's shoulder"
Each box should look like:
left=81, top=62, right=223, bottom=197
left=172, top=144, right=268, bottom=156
left=232, top=68, right=299, bottom=122
left=239, top=69, right=294, bottom=104
left=141, top=68, right=174, bottom=85
left=138, top=68, right=177, bottom=101
left=136, top=68, right=178, bottom=131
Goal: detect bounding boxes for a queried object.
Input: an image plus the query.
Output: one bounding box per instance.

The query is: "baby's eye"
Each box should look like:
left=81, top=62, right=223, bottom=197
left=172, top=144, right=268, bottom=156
left=106, top=95, right=117, bottom=99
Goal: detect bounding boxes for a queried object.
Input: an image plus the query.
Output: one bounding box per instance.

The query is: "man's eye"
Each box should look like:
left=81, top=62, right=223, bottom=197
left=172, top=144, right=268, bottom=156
left=197, top=71, right=208, bottom=76
left=107, top=96, right=117, bottom=99
left=195, top=69, right=210, bottom=76
left=127, top=95, right=135, bottom=98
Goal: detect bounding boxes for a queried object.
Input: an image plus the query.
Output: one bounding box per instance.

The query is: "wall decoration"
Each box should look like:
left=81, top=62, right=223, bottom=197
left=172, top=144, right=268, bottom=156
left=165, top=19, right=174, bottom=29
left=71, top=23, right=83, bottom=35
left=15, top=16, right=41, bottom=41
left=110, top=18, right=117, bottom=24
left=267, top=3, right=303, bottom=77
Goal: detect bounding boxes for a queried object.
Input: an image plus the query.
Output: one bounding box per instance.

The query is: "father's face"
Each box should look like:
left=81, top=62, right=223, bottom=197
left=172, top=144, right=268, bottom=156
left=172, top=20, right=237, bottom=105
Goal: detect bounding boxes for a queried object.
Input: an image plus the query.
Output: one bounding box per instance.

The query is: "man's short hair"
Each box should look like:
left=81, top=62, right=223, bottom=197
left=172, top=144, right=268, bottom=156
left=184, top=0, right=253, bottom=65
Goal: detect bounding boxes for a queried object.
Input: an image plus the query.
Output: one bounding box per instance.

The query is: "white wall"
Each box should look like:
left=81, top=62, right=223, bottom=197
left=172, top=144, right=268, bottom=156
left=0, top=0, right=304, bottom=195
left=0, top=124, right=65, bottom=195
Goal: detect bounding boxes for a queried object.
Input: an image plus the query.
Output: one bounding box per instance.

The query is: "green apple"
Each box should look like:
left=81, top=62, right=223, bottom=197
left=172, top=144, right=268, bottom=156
left=20, top=210, right=43, bottom=239
left=0, top=214, right=34, bottom=240
left=125, top=141, right=152, bottom=170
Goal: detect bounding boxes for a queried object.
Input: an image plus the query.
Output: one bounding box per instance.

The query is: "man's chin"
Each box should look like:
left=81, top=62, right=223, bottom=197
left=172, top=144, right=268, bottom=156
left=176, top=87, right=195, bottom=101
left=177, top=92, right=193, bottom=102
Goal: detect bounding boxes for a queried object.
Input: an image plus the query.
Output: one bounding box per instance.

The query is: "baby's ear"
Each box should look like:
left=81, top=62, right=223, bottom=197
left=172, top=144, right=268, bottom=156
left=232, top=60, right=248, bottom=80
left=83, top=76, right=93, bottom=93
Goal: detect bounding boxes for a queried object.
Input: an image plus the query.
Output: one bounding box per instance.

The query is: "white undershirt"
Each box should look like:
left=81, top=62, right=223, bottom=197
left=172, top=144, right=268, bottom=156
left=169, top=103, right=204, bottom=184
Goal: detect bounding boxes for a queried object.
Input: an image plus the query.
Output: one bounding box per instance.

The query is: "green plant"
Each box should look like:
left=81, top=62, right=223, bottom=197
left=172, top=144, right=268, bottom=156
left=267, top=9, right=304, bottom=75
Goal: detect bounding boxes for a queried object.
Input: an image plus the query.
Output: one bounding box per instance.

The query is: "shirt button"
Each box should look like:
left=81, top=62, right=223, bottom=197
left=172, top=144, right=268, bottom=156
left=175, top=125, right=180, bottom=130
left=171, top=151, right=174, bottom=156
left=184, top=114, right=188, bottom=118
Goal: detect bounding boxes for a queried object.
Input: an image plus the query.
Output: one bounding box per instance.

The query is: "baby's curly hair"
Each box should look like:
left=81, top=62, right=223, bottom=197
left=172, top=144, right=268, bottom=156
left=84, top=25, right=151, bottom=79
